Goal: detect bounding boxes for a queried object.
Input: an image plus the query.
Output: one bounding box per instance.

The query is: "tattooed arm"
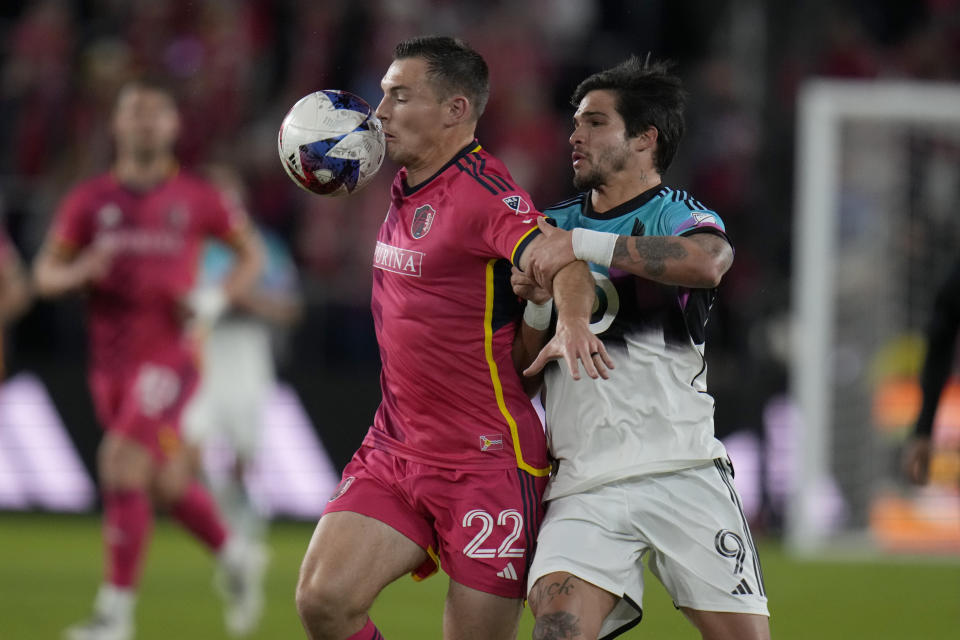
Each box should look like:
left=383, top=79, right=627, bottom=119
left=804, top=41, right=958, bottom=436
left=611, top=232, right=733, bottom=288
left=525, top=217, right=733, bottom=291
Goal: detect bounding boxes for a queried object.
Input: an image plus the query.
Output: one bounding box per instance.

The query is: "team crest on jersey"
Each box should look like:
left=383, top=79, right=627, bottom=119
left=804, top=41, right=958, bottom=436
left=692, top=212, right=716, bottom=225
left=97, top=203, right=123, bottom=228
left=411, top=204, right=436, bottom=239
left=329, top=476, right=355, bottom=502
left=479, top=434, right=504, bottom=451
left=502, top=195, right=531, bottom=215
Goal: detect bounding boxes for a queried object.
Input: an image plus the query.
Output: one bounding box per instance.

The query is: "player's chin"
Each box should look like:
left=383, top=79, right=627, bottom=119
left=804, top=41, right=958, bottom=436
left=384, top=143, right=406, bottom=164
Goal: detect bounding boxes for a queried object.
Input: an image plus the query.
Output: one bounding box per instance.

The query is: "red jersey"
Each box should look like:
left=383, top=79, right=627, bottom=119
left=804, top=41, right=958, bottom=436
left=50, top=171, right=246, bottom=372
left=363, top=142, right=550, bottom=476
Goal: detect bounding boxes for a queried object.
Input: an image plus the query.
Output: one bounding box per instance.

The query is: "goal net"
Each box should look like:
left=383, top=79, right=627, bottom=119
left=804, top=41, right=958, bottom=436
left=789, top=80, right=960, bottom=556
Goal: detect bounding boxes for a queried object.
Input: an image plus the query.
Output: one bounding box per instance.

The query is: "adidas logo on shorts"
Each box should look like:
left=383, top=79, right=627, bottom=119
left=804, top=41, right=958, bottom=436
left=731, top=578, right=754, bottom=595
left=496, top=562, right=518, bottom=581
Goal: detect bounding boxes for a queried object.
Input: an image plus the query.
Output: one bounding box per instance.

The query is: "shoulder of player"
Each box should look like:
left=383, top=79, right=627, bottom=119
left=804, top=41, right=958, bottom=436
left=543, top=193, right=587, bottom=214
left=451, top=148, right=520, bottom=198
left=656, top=186, right=715, bottom=215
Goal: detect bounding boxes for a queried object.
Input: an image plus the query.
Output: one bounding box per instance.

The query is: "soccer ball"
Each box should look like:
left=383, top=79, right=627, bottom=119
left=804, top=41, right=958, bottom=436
left=278, top=90, right=386, bottom=196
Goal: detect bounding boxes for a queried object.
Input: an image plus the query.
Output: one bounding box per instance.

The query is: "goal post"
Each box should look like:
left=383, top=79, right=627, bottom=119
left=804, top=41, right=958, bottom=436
left=789, top=79, right=960, bottom=555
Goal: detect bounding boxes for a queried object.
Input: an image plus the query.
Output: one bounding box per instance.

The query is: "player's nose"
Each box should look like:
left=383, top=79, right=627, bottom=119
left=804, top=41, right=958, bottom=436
left=374, top=97, right=389, bottom=121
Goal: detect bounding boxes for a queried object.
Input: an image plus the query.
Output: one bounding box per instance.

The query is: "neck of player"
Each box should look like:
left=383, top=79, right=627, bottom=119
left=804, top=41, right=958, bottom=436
left=406, top=131, right=476, bottom=188
left=114, top=151, right=178, bottom=190
left=590, top=169, right=661, bottom=213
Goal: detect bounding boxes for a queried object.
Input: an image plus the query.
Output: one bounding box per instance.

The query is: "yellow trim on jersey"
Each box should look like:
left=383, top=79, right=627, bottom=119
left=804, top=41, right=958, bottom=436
left=510, top=226, right=539, bottom=266
left=483, top=259, right=551, bottom=477
left=470, top=144, right=482, bottom=153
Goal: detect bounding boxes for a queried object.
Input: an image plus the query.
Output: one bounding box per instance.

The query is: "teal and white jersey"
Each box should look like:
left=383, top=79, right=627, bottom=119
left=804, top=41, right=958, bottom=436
left=542, top=185, right=730, bottom=500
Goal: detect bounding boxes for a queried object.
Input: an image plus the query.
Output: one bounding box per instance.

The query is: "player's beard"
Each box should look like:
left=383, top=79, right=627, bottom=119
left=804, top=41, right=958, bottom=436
left=573, top=144, right=630, bottom=191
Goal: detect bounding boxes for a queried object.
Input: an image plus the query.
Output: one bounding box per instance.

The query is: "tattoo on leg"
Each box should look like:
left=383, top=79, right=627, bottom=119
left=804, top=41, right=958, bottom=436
left=534, top=611, right=583, bottom=639
left=530, top=576, right=577, bottom=612
left=614, top=236, right=688, bottom=278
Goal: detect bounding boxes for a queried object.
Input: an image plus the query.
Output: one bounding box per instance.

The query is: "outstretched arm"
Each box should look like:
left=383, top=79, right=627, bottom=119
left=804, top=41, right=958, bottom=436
left=610, top=232, right=732, bottom=287
left=33, top=238, right=114, bottom=298
left=525, top=217, right=733, bottom=290
left=511, top=267, right=551, bottom=396
left=516, top=233, right=613, bottom=381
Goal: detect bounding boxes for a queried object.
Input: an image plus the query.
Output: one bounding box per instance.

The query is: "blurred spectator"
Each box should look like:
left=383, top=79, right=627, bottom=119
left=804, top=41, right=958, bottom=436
left=0, top=225, right=31, bottom=379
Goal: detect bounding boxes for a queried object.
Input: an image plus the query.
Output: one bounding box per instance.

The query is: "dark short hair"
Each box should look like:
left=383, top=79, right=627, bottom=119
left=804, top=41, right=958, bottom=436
left=394, top=36, right=490, bottom=119
left=572, top=56, right=686, bottom=174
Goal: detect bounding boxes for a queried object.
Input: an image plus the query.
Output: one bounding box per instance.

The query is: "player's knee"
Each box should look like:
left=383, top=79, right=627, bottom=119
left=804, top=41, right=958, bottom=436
left=98, top=436, right=151, bottom=491
left=533, top=611, right=592, bottom=640
left=295, top=565, right=367, bottom=630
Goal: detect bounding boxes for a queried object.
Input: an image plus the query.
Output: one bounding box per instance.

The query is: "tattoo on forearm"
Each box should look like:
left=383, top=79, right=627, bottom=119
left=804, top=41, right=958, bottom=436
left=533, top=611, right=583, bottom=639
left=614, top=236, right=688, bottom=278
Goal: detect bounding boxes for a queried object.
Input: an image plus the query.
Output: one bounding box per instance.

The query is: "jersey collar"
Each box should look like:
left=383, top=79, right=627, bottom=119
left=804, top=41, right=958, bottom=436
left=583, top=184, right=666, bottom=220
left=400, top=140, right=480, bottom=197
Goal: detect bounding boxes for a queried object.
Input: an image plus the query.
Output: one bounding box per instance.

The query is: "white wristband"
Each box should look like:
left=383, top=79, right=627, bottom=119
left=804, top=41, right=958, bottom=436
left=572, top=228, right=618, bottom=268
left=523, top=299, right=553, bottom=330
left=188, top=286, right=228, bottom=326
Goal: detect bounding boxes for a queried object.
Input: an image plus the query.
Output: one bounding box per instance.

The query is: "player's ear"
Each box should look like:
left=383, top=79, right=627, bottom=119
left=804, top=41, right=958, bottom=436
left=634, top=126, right=658, bottom=153
left=445, top=95, right=471, bottom=125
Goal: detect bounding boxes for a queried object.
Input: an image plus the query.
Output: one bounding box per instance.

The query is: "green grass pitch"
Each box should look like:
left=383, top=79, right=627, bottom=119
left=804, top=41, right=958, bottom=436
left=0, top=513, right=957, bottom=639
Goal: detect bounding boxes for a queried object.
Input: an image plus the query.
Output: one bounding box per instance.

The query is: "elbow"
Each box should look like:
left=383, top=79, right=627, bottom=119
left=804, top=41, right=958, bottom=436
left=697, top=260, right=727, bottom=289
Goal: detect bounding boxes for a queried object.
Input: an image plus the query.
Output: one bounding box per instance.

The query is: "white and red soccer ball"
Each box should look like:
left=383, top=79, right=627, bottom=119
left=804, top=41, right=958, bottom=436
left=278, top=90, right=386, bottom=197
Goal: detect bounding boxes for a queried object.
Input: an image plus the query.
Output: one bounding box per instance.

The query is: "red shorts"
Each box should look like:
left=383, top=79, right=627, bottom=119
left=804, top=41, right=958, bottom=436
left=324, top=445, right=548, bottom=598
left=89, top=348, right=200, bottom=462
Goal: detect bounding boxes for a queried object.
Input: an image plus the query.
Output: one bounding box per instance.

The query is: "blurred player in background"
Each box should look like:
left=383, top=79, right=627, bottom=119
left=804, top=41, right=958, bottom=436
left=0, top=227, right=32, bottom=379
left=515, top=57, right=770, bottom=640
left=903, top=257, right=960, bottom=485
left=295, top=36, right=608, bottom=640
left=183, top=165, right=303, bottom=630
left=33, top=80, right=264, bottom=640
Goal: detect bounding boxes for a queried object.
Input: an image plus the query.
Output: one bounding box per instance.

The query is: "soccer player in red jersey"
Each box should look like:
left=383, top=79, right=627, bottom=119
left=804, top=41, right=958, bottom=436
left=294, top=37, right=611, bottom=640
left=0, top=228, right=31, bottom=379
left=33, top=80, right=264, bottom=640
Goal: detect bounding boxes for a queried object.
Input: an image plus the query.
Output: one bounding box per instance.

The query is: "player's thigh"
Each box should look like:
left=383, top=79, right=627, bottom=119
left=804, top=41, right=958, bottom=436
left=528, top=571, right=617, bottom=640
left=680, top=608, right=770, bottom=640
left=427, top=468, right=546, bottom=600
left=98, top=430, right=155, bottom=490
left=640, top=462, right=768, bottom=617
left=298, top=510, right=428, bottom=612
left=443, top=578, right=523, bottom=640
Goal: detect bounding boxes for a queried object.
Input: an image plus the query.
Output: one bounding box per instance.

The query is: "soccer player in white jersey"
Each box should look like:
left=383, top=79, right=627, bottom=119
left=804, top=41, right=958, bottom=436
left=515, top=56, right=770, bottom=640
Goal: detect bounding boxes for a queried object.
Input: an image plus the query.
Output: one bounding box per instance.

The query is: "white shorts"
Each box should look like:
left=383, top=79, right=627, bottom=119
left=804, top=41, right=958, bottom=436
left=183, top=321, right=274, bottom=459
left=528, top=460, right=768, bottom=638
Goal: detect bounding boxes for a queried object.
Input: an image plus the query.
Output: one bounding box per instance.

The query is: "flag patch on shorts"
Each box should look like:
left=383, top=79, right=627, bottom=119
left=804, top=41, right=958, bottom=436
left=479, top=434, right=504, bottom=451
